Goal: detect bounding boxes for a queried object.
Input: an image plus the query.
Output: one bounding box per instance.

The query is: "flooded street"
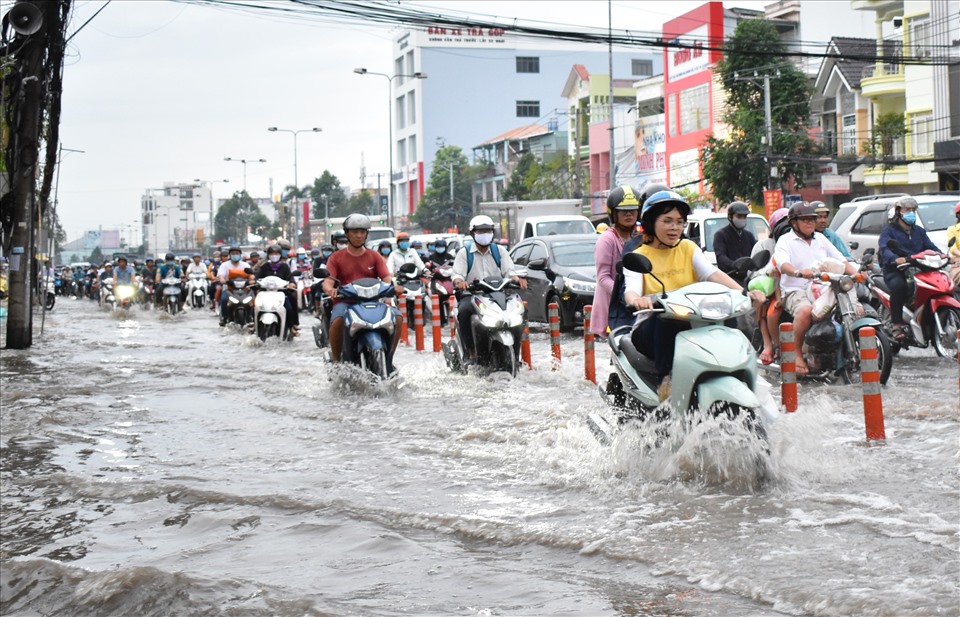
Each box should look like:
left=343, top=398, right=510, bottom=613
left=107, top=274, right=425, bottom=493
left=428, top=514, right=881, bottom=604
left=2, top=299, right=958, bottom=616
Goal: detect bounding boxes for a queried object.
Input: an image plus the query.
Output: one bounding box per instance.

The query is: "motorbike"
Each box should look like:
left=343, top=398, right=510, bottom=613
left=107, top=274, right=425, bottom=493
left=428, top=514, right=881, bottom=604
left=868, top=240, right=960, bottom=358
left=442, top=274, right=527, bottom=377
left=138, top=280, right=155, bottom=311
left=334, top=277, right=398, bottom=379
left=98, top=277, right=116, bottom=311
left=597, top=252, right=776, bottom=435
left=295, top=270, right=315, bottom=313
left=394, top=263, right=432, bottom=329
left=311, top=267, right=332, bottom=349
left=253, top=275, right=295, bottom=342
left=429, top=260, right=455, bottom=325
left=187, top=273, right=209, bottom=309
left=40, top=276, right=56, bottom=310
left=159, top=276, right=183, bottom=315
left=222, top=277, right=255, bottom=327
left=114, top=280, right=138, bottom=310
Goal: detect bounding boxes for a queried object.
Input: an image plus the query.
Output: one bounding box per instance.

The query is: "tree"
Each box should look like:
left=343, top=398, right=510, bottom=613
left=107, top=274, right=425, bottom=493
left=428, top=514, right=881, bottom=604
left=701, top=19, right=821, bottom=205
left=502, top=151, right=586, bottom=201
left=214, top=191, right=270, bottom=244
left=348, top=190, right=376, bottom=218
left=306, top=171, right=349, bottom=218
left=413, top=143, right=478, bottom=232
left=502, top=152, right=538, bottom=201
left=89, top=246, right=103, bottom=264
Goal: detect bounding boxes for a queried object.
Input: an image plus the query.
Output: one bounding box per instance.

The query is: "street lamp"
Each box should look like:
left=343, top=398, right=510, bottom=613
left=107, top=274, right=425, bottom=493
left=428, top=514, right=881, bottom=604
left=267, top=126, right=322, bottom=246
left=223, top=157, right=266, bottom=193
left=353, top=67, right=428, bottom=228
left=193, top=178, right=229, bottom=248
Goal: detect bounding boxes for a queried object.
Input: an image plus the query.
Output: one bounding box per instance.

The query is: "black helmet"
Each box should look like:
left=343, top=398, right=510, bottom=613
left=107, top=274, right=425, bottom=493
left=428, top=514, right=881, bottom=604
left=228, top=245, right=241, bottom=254
left=788, top=202, right=817, bottom=220
left=343, top=213, right=371, bottom=232
left=332, top=230, right=347, bottom=243
left=811, top=200, right=830, bottom=215
left=378, top=239, right=392, bottom=249
left=116, top=254, right=127, bottom=263
left=266, top=244, right=281, bottom=255
left=249, top=250, right=259, bottom=258
left=639, top=182, right=670, bottom=207
left=640, top=190, right=691, bottom=232
left=164, top=253, right=175, bottom=261
left=310, top=248, right=320, bottom=257
left=321, top=243, right=334, bottom=252
left=726, top=201, right=750, bottom=217
left=605, top=185, right=641, bottom=219
left=433, top=238, right=447, bottom=249
left=145, top=257, right=155, bottom=263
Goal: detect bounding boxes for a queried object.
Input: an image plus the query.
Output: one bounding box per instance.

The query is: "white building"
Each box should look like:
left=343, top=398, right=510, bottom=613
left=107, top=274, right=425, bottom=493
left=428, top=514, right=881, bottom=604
left=141, top=182, right=213, bottom=256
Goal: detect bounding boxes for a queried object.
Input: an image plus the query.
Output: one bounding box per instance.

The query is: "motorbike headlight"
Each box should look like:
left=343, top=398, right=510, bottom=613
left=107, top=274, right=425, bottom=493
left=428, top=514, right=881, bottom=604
left=116, top=286, right=135, bottom=300
left=229, top=297, right=239, bottom=304
left=838, top=275, right=855, bottom=292
left=354, top=282, right=380, bottom=299
left=480, top=313, right=501, bottom=328
left=564, top=279, right=596, bottom=294
left=242, top=297, right=253, bottom=304
left=687, top=293, right=733, bottom=320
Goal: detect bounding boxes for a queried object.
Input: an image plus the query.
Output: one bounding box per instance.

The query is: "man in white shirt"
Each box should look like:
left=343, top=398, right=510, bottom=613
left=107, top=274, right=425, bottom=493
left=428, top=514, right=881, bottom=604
left=773, top=202, right=856, bottom=375
left=386, top=232, right=426, bottom=281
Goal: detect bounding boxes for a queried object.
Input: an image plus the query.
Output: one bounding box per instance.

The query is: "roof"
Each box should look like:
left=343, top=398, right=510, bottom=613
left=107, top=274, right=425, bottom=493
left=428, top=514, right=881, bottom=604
left=477, top=124, right=552, bottom=147
left=824, top=37, right=902, bottom=90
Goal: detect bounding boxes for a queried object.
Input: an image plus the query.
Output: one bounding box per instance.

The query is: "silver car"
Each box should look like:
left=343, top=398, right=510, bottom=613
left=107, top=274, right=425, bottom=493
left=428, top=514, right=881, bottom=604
left=829, top=193, right=956, bottom=259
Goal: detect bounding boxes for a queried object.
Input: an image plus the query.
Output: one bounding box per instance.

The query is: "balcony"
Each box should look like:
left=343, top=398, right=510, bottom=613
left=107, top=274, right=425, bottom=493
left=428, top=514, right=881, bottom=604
left=861, top=63, right=905, bottom=99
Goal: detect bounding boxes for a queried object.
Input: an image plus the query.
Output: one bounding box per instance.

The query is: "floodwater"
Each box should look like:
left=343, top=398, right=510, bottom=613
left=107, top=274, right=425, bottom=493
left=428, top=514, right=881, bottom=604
left=1, top=299, right=958, bottom=616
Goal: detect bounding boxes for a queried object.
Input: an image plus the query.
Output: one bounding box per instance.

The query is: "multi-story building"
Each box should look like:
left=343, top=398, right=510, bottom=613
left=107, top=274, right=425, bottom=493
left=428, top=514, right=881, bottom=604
left=141, top=182, right=212, bottom=256
left=387, top=27, right=661, bottom=222
left=471, top=123, right=568, bottom=203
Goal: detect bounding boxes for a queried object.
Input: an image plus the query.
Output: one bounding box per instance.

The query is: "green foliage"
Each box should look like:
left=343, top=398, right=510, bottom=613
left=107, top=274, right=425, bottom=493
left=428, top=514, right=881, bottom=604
left=89, top=246, right=103, bottom=264
left=214, top=191, right=270, bottom=243
left=413, top=143, right=478, bottom=231
left=349, top=189, right=375, bottom=216
left=502, top=152, right=538, bottom=201
left=306, top=171, right=350, bottom=218
left=502, top=151, right=585, bottom=201
left=673, top=186, right=713, bottom=210
left=69, top=253, right=79, bottom=263
left=863, top=112, right=907, bottom=161
left=700, top=19, right=821, bottom=204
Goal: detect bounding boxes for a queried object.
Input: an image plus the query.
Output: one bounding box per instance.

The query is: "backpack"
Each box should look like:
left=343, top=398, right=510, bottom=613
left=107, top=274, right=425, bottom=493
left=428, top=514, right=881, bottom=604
left=463, top=239, right=501, bottom=273
left=607, top=235, right=645, bottom=331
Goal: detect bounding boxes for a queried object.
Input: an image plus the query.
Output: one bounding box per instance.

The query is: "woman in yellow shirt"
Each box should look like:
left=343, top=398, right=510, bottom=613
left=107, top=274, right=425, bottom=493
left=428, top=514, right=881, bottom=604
left=948, top=202, right=960, bottom=285
left=624, top=191, right=765, bottom=399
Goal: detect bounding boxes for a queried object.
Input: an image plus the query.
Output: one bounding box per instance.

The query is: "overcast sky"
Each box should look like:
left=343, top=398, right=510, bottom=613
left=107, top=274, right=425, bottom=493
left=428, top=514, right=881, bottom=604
left=41, top=0, right=767, bottom=242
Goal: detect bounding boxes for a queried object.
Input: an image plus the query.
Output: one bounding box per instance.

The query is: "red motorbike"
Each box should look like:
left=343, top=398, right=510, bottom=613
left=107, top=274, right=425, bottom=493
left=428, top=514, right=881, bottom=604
left=428, top=260, right=455, bottom=325
left=869, top=240, right=960, bottom=358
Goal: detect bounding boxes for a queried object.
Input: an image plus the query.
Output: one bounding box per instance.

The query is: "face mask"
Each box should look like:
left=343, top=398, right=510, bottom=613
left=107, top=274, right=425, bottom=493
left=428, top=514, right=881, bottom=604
left=731, top=218, right=747, bottom=230
left=336, top=242, right=348, bottom=250
left=427, top=246, right=435, bottom=253
left=166, top=261, right=174, bottom=266
left=322, top=250, right=333, bottom=258
left=901, top=212, right=917, bottom=225
left=398, top=241, right=410, bottom=251
left=269, top=254, right=281, bottom=263
left=380, top=248, right=391, bottom=256
left=475, top=232, right=494, bottom=246
left=230, top=254, right=241, bottom=262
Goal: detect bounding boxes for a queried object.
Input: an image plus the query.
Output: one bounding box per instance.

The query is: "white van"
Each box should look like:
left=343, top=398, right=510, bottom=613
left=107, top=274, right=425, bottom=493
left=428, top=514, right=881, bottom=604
left=684, top=210, right=769, bottom=265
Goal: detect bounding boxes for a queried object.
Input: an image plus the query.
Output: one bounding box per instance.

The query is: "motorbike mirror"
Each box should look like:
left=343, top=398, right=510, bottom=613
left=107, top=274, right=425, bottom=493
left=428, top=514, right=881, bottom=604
left=886, top=239, right=906, bottom=255
left=317, top=267, right=330, bottom=279
left=622, top=252, right=653, bottom=274
left=848, top=241, right=859, bottom=250
left=950, top=237, right=956, bottom=248
left=527, top=258, right=548, bottom=271
left=863, top=248, right=875, bottom=256
left=750, top=250, right=771, bottom=271
left=243, top=267, right=254, bottom=275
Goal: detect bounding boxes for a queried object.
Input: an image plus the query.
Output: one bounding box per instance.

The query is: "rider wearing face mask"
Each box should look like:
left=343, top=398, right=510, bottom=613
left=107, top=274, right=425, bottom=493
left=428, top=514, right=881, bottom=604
left=713, top=201, right=756, bottom=284
left=878, top=197, right=943, bottom=342
left=217, top=246, right=253, bottom=326
left=253, top=243, right=300, bottom=335
left=451, top=215, right=527, bottom=360
left=386, top=232, right=426, bottom=286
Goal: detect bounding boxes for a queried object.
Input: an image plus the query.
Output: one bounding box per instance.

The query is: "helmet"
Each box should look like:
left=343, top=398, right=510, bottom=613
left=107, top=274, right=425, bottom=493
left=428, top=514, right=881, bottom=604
left=411, top=239, right=423, bottom=248
left=726, top=201, right=750, bottom=217
left=277, top=238, right=292, bottom=251
left=296, top=247, right=306, bottom=255
left=469, top=215, right=496, bottom=232
left=378, top=240, right=392, bottom=249
left=605, top=185, right=641, bottom=218
left=103, top=261, right=114, bottom=267
left=343, top=213, right=371, bottom=231
left=287, top=249, right=296, bottom=258
left=955, top=201, right=960, bottom=216
left=310, top=248, right=320, bottom=257
left=332, top=230, right=347, bottom=243
left=433, top=238, right=447, bottom=250
left=249, top=251, right=259, bottom=258
left=191, top=253, right=201, bottom=259
left=266, top=244, right=281, bottom=255
left=321, top=243, right=334, bottom=252
left=145, top=257, right=155, bottom=263
left=811, top=201, right=830, bottom=215
left=788, top=202, right=817, bottom=220
left=228, top=245, right=241, bottom=254
left=596, top=223, right=609, bottom=233
left=639, top=182, right=670, bottom=206
left=396, top=232, right=410, bottom=242
left=164, top=253, right=175, bottom=261
left=640, top=190, right=691, bottom=232
left=116, top=255, right=127, bottom=263
left=768, top=208, right=790, bottom=232
left=894, top=196, right=918, bottom=214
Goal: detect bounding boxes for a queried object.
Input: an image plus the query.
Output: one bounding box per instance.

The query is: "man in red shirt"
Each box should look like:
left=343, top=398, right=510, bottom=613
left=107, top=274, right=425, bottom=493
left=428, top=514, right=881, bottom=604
left=322, top=214, right=401, bottom=364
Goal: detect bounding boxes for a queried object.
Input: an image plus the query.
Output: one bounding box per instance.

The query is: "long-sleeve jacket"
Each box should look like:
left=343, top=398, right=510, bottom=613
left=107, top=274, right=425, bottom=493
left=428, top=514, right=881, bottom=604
left=878, top=222, right=940, bottom=272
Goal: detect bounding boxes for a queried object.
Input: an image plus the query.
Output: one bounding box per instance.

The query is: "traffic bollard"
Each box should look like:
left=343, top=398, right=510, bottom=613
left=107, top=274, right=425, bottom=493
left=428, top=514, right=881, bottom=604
left=584, top=305, right=596, bottom=384
left=859, top=327, right=886, bottom=440
left=521, top=301, right=532, bottom=370
left=548, top=301, right=561, bottom=370
left=779, top=322, right=797, bottom=413
left=431, top=294, right=441, bottom=353
left=414, top=295, right=424, bottom=352
left=398, top=291, right=409, bottom=346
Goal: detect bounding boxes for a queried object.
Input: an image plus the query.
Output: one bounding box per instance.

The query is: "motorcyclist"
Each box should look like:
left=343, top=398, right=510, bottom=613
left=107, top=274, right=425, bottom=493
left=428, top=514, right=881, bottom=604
left=427, top=238, right=453, bottom=266
left=331, top=231, right=349, bottom=251
left=377, top=240, right=393, bottom=259
left=713, top=201, right=756, bottom=284
left=113, top=255, right=137, bottom=285
left=593, top=185, right=640, bottom=337
left=948, top=202, right=960, bottom=285
left=877, top=196, right=943, bottom=343
left=255, top=243, right=300, bottom=336
left=624, top=191, right=765, bottom=401
left=812, top=202, right=852, bottom=258
left=311, top=244, right=335, bottom=314
left=452, top=215, right=527, bottom=360
left=386, top=232, right=426, bottom=284
left=185, top=253, right=207, bottom=278
left=207, top=250, right=223, bottom=309
left=773, top=202, right=858, bottom=375
left=217, top=246, right=252, bottom=326
left=752, top=208, right=790, bottom=365
left=412, top=239, right=429, bottom=261
left=156, top=253, right=185, bottom=309
left=98, top=261, right=115, bottom=283
left=248, top=250, right=261, bottom=270
left=139, top=258, right=157, bottom=304
left=321, top=214, right=400, bottom=365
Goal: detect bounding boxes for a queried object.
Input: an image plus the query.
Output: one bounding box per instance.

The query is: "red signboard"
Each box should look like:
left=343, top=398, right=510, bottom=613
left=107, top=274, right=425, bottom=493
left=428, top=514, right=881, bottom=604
left=763, top=189, right=783, bottom=219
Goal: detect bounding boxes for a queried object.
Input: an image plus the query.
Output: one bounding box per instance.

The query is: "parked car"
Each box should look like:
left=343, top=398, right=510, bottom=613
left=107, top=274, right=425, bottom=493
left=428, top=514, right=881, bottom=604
left=829, top=192, right=957, bottom=259
left=684, top=209, right=769, bottom=265
left=510, top=234, right=598, bottom=331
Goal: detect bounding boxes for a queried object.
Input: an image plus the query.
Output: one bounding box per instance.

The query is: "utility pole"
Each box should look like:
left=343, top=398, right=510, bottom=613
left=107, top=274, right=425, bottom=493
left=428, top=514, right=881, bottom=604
left=607, top=0, right=616, bottom=189
left=734, top=69, right=781, bottom=192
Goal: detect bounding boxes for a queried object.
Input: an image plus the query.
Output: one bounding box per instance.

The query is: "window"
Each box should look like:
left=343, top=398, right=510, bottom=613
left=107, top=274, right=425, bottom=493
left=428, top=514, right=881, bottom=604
left=179, top=199, right=193, bottom=211
left=397, top=138, right=407, bottom=166
left=841, top=114, right=857, bottom=155
left=528, top=242, right=548, bottom=264
left=510, top=243, right=533, bottom=266
left=395, top=58, right=404, bottom=85
left=516, top=100, right=540, bottom=118
left=632, top=59, right=653, bottom=77
left=516, top=56, right=540, bottom=73
left=851, top=209, right=886, bottom=235
left=910, top=112, right=933, bottom=155
left=408, top=135, right=417, bottom=163
left=396, top=96, right=406, bottom=130
left=406, top=51, right=414, bottom=76
left=909, top=16, right=931, bottom=59
left=679, top=84, right=709, bottom=134
left=407, top=90, right=416, bottom=125
left=668, top=93, right=677, bottom=137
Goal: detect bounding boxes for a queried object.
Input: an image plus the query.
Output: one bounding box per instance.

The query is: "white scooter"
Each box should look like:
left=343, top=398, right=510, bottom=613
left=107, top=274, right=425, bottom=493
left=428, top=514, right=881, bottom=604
left=187, top=273, right=208, bottom=309
left=253, top=275, right=293, bottom=342
left=99, top=277, right=117, bottom=311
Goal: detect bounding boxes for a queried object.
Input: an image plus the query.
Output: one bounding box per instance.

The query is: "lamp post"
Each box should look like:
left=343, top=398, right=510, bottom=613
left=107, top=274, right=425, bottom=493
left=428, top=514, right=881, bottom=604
left=223, top=157, right=266, bottom=193
left=267, top=126, right=322, bottom=247
left=193, top=178, right=229, bottom=248
left=353, top=68, right=428, bottom=228
left=321, top=193, right=330, bottom=241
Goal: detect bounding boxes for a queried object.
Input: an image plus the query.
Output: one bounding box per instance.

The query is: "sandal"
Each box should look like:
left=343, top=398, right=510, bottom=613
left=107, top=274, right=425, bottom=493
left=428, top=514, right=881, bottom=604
left=890, top=324, right=908, bottom=342
left=759, top=346, right=778, bottom=365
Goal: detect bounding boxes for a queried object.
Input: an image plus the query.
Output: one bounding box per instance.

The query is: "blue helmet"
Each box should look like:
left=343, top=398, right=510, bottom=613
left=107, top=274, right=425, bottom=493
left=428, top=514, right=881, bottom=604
left=640, top=190, right=690, bottom=231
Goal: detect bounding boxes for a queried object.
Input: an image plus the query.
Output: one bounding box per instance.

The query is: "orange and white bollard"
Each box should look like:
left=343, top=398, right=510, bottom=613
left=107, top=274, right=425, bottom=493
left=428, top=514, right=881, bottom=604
left=414, top=295, right=425, bottom=352
left=398, top=291, right=409, bottom=346
left=548, top=301, right=561, bottom=370
left=859, top=327, right=886, bottom=440
left=431, top=294, right=442, bottom=353
left=521, top=301, right=532, bottom=370
left=583, top=305, right=596, bottom=384
left=779, top=322, right=798, bottom=413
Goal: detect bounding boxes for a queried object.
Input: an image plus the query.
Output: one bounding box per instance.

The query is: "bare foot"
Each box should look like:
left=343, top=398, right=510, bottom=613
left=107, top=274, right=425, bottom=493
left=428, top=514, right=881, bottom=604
left=794, top=359, right=809, bottom=376
left=760, top=347, right=774, bottom=365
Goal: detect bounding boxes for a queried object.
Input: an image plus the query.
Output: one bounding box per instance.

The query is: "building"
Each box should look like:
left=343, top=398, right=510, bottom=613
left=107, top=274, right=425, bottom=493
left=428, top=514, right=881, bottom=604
left=929, top=0, right=960, bottom=191
left=387, top=27, right=661, bottom=222
left=141, top=182, right=212, bottom=256
left=471, top=123, right=568, bottom=203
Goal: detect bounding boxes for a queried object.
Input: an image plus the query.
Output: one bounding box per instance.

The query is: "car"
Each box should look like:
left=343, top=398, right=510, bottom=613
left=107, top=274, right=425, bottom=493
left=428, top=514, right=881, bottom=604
left=684, top=209, right=770, bottom=265
left=829, top=192, right=957, bottom=259
left=509, top=234, right=598, bottom=331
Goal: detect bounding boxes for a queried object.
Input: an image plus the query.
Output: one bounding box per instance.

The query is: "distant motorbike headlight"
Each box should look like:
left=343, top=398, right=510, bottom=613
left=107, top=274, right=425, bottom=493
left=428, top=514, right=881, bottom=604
left=116, top=285, right=135, bottom=300
left=242, top=296, right=253, bottom=304
left=687, top=293, right=733, bottom=320
left=564, top=278, right=596, bottom=294
left=354, top=282, right=380, bottom=299
left=838, top=275, right=855, bottom=292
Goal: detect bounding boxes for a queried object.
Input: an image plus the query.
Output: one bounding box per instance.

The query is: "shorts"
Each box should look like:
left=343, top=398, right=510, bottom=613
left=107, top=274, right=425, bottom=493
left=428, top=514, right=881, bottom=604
left=782, top=289, right=812, bottom=316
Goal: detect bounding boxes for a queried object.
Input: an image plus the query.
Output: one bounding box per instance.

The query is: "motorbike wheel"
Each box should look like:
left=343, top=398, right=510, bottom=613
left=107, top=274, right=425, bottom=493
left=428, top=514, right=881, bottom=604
left=874, top=303, right=901, bottom=355
left=259, top=322, right=278, bottom=342
left=932, top=307, right=960, bottom=359
left=44, top=293, right=55, bottom=310
left=841, top=328, right=892, bottom=386
left=494, top=343, right=517, bottom=377
left=362, top=348, right=388, bottom=380
left=168, top=299, right=179, bottom=316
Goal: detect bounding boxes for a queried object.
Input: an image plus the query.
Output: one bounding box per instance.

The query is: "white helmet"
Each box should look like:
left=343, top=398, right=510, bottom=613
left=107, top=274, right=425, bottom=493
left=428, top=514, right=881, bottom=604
left=469, top=215, right=495, bottom=232
left=343, top=213, right=371, bottom=231
left=296, top=247, right=306, bottom=255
